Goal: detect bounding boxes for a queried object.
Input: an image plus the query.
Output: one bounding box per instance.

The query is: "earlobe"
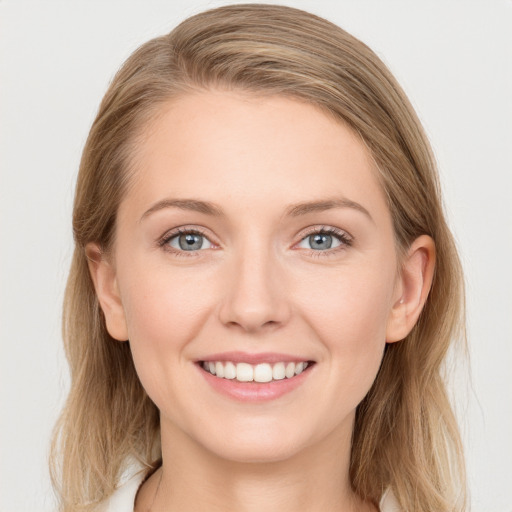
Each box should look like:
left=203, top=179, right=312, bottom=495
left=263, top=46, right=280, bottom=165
left=85, top=243, right=129, bottom=342
left=386, top=235, right=436, bottom=343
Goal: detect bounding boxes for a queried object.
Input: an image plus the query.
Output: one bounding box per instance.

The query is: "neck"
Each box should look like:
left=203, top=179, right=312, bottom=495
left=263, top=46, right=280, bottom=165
left=137, top=417, right=376, bottom=512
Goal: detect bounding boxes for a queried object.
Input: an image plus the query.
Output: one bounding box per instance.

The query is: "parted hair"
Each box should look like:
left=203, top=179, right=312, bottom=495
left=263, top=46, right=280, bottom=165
left=50, top=4, right=466, bottom=511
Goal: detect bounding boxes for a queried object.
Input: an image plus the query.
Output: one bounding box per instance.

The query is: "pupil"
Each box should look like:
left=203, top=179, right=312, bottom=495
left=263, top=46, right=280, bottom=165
left=311, top=233, right=332, bottom=250
left=179, top=233, right=202, bottom=251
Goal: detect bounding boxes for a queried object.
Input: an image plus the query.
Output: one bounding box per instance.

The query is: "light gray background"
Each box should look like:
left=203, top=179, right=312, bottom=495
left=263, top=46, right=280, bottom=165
left=1, top=1, right=511, bottom=511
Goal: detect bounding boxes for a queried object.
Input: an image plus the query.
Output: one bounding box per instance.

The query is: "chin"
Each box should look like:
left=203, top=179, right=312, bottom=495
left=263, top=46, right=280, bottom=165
left=210, top=438, right=306, bottom=464
left=194, top=418, right=323, bottom=465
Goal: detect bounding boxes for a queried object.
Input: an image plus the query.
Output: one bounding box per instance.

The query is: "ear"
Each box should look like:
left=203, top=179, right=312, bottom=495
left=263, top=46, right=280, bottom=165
left=386, top=235, right=436, bottom=343
left=85, top=243, right=129, bottom=342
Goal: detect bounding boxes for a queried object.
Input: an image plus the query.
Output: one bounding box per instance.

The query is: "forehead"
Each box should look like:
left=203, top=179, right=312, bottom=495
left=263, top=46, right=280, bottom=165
left=123, top=90, right=389, bottom=222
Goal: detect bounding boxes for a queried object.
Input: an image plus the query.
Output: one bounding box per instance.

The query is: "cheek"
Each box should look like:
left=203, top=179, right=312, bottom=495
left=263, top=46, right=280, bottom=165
left=300, top=262, right=394, bottom=337
left=297, top=263, right=395, bottom=390
left=120, top=256, right=216, bottom=341
left=116, top=260, right=217, bottom=399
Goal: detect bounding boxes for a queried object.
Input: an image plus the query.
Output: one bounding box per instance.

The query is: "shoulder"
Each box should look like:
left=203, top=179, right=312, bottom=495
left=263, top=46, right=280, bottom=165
left=96, top=468, right=146, bottom=512
left=379, top=488, right=401, bottom=512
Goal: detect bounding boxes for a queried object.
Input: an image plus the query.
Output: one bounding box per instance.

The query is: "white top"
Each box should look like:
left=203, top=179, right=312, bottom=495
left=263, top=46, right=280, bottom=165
left=99, top=469, right=401, bottom=512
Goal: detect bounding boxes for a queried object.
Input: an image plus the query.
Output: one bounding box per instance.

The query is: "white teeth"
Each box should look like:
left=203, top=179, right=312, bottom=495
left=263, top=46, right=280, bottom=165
left=285, top=362, right=295, bottom=379
left=236, top=362, right=253, bottom=382
left=224, top=361, right=236, bottom=379
left=202, top=360, right=310, bottom=382
left=272, top=362, right=286, bottom=380
left=254, top=363, right=273, bottom=383
left=215, top=361, right=224, bottom=378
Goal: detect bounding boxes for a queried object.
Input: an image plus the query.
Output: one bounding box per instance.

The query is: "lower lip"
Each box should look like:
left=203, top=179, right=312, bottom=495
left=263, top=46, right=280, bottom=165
left=196, top=363, right=314, bottom=402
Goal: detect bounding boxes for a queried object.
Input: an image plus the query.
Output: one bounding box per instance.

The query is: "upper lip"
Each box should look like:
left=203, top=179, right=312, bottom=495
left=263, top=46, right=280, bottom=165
left=196, top=351, right=314, bottom=365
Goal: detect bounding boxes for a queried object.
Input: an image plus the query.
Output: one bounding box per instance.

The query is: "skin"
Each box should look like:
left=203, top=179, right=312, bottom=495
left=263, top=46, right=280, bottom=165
left=87, top=90, right=435, bottom=512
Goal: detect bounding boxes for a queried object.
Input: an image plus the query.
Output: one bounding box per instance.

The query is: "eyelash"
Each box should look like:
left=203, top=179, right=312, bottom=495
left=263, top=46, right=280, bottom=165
left=158, top=227, right=213, bottom=258
left=158, top=225, right=353, bottom=258
left=299, top=226, right=353, bottom=258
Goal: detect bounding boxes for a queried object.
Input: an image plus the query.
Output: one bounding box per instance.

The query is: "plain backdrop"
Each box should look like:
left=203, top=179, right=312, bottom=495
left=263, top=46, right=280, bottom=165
left=1, top=1, right=511, bottom=511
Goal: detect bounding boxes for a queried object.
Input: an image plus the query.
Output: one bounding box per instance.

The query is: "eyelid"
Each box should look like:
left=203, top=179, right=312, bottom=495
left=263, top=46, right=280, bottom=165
left=157, top=224, right=353, bottom=257
left=294, top=225, right=353, bottom=253
left=298, top=225, right=353, bottom=241
left=158, top=226, right=218, bottom=254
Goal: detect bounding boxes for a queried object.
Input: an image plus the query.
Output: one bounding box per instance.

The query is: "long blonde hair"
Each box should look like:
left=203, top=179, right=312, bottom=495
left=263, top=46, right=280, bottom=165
left=51, top=4, right=466, bottom=511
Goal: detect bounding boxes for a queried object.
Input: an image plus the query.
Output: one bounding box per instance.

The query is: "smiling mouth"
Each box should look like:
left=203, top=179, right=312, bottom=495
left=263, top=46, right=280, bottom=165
left=199, top=360, right=315, bottom=383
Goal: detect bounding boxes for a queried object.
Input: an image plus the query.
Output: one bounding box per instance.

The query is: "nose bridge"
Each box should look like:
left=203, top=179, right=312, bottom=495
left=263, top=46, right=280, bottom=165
left=219, top=232, right=290, bottom=332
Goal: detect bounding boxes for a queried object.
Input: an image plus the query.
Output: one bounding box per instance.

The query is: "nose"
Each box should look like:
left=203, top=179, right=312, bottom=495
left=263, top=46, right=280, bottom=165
left=218, top=242, right=291, bottom=333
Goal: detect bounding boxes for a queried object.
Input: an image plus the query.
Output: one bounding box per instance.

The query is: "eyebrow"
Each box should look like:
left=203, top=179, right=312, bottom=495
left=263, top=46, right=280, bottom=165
left=285, top=198, right=373, bottom=221
left=141, top=199, right=224, bottom=221
left=140, top=197, right=373, bottom=222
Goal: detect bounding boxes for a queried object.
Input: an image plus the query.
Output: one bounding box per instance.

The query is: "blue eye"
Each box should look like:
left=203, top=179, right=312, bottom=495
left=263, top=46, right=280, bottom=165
left=297, top=228, right=351, bottom=251
left=166, top=231, right=213, bottom=251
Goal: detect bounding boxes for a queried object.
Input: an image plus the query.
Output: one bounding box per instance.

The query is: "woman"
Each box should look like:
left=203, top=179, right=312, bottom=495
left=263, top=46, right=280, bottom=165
left=50, top=4, right=467, bottom=511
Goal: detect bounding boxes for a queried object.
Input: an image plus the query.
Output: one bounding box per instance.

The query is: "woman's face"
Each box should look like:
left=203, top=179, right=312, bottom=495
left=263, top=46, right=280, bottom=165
left=96, top=90, right=409, bottom=463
